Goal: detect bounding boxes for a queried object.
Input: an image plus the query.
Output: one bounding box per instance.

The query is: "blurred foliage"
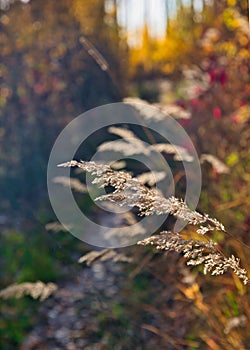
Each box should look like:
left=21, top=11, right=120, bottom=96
left=0, top=0, right=127, bottom=214
left=129, top=0, right=249, bottom=78
left=0, top=0, right=249, bottom=349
